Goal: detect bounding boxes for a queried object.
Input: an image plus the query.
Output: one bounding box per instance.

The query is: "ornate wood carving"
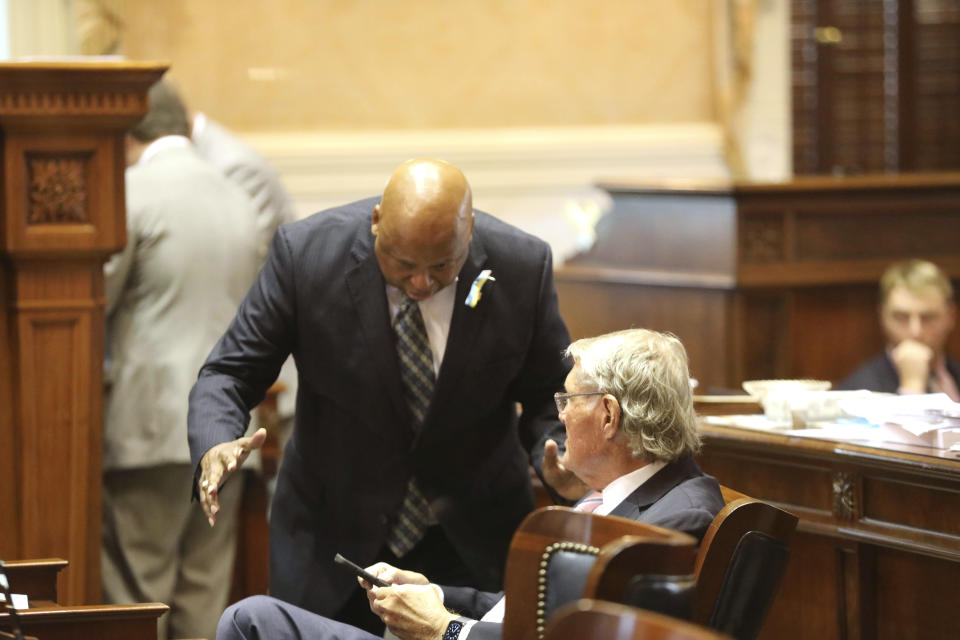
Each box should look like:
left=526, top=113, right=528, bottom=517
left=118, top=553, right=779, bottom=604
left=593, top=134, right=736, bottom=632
left=832, top=471, right=857, bottom=520
left=740, top=215, right=784, bottom=264
left=0, top=90, right=146, bottom=116
left=27, top=155, right=89, bottom=224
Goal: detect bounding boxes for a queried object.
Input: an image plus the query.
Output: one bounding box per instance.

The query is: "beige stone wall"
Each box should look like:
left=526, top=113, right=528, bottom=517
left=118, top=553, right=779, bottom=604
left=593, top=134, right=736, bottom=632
left=104, top=0, right=716, bottom=131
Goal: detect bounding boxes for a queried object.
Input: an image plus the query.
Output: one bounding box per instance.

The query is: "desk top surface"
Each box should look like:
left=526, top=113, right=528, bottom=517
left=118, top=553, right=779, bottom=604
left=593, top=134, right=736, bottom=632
left=700, top=417, right=960, bottom=473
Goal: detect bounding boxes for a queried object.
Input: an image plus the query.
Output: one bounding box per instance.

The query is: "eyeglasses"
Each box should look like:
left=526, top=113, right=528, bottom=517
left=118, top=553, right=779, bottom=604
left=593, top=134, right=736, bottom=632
left=554, top=391, right=605, bottom=414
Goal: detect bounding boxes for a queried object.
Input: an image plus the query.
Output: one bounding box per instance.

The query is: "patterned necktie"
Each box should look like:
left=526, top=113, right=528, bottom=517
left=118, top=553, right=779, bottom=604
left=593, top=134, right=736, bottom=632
left=576, top=491, right=604, bottom=513
left=386, top=297, right=437, bottom=557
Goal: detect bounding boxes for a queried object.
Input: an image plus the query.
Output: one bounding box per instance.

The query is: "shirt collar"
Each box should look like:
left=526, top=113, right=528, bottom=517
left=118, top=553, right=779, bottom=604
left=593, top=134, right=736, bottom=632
left=596, top=460, right=668, bottom=516
left=137, top=135, right=191, bottom=167
left=191, top=112, right=208, bottom=138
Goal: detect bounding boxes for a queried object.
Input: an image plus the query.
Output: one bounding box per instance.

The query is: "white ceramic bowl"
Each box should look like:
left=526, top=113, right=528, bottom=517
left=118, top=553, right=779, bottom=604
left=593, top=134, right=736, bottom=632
left=742, top=379, right=833, bottom=424
left=741, top=379, right=832, bottom=401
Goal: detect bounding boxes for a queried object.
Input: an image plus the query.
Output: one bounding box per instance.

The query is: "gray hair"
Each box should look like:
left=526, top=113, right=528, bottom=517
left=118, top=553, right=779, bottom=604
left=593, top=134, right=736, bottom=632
left=130, top=81, right=190, bottom=142
left=565, top=329, right=701, bottom=462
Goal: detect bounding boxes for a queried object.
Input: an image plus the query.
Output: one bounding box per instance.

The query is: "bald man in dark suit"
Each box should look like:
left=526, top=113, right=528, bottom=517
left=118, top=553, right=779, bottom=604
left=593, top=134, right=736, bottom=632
left=188, top=159, right=583, bottom=633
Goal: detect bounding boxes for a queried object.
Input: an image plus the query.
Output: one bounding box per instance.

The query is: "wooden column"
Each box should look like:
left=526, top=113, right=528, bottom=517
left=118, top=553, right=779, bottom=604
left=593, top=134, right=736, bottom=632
left=0, top=62, right=166, bottom=605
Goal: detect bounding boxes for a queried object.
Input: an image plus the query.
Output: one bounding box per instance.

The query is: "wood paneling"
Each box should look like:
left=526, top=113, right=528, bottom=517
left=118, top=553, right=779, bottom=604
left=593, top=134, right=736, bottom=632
left=0, top=62, right=165, bottom=605
left=558, top=175, right=960, bottom=391
left=792, top=0, right=960, bottom=174
left=697, top=423, right=960, bottom=639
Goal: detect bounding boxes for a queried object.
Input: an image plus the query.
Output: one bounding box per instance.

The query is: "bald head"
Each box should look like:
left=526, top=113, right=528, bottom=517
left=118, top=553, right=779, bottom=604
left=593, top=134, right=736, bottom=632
left=380, top=159, right=473, bottom=224
left=372, top=159, right=475, bottom=301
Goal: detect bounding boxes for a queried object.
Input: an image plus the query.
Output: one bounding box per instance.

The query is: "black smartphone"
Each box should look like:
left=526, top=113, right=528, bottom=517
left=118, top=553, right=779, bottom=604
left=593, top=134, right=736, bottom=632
left=333, top=553, right=389, bottom=587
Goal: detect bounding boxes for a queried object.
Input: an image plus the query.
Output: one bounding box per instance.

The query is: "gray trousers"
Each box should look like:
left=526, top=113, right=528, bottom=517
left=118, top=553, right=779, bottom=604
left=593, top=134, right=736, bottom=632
left=218, top=595, right=382, bottom=640
left=102, top=463, right=243, bottom=640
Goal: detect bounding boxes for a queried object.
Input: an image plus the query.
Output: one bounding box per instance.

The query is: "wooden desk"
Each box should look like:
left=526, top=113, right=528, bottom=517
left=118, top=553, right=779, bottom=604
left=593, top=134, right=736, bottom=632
left=696, top=420, right=960, bottom=639
left=1, top=603, right=167, bottom=640
left=3, top=558, right=67, bottom=603
left=1, top=558, right=166, bottom=640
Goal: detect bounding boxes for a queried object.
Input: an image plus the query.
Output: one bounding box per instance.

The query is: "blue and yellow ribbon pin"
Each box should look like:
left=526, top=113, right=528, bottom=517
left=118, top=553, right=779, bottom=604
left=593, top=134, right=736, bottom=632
left=464, top=269, right=495, bottom=308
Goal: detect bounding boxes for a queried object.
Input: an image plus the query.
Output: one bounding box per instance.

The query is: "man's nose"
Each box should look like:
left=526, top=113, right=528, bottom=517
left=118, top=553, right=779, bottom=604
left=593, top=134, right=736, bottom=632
left=908, top=314, right=923, bottom=337
left=410, top=271, right=433, bottom=290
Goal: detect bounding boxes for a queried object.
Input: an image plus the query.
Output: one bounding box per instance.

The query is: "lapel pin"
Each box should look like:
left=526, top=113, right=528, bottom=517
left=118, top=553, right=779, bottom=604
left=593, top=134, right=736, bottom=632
left=464, top=269, right=495, bottom=308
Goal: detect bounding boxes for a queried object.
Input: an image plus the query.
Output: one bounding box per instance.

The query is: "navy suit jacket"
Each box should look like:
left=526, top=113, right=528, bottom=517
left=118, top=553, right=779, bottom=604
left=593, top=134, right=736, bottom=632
left=440, top=457, right=724, bottom=640
left=837, top=352, right=960, bottom=394
left=187, top=197, right=571, bottom=617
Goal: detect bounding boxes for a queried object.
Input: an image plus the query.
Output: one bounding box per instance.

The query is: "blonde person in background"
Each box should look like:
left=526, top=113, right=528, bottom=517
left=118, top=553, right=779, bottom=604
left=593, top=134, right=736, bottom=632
left=838, top=259, right=959, bottom=400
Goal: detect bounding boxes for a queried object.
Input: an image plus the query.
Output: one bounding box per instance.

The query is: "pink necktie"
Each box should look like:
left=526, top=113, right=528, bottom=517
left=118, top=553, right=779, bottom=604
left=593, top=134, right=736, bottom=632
left=931, top=360, right=960, bottom=402
left=576, top=491, right=603, bottom=513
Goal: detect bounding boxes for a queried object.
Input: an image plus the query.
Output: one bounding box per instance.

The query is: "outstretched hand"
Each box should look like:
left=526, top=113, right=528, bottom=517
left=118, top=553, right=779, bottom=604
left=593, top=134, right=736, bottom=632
left=542, top=438, right=590, bottom=501
left=198, top=427, right=267, bottom=526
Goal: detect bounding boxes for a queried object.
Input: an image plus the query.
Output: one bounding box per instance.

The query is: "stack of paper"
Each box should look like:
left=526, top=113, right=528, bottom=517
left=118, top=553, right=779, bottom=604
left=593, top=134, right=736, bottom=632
left=838, top=393, right=960, bottom=449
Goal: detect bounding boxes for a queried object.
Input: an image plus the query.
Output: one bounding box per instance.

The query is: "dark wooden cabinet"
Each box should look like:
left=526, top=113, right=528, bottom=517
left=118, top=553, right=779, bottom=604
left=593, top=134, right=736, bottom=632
left=697, top=423, right=960, bottom=640
left=556, top=174, right=960, bottom=392
left=792, top=0, right=960, bottom=174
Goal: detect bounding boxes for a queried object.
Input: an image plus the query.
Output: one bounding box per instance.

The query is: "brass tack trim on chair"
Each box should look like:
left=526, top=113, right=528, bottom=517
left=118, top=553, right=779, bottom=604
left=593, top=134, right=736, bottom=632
left=535, top=541, right=600, bottom=638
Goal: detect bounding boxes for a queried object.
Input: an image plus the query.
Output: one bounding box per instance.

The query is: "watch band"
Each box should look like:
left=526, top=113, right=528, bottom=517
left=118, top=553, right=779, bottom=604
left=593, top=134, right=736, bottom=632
left=442, top=619, right=465, bottom=640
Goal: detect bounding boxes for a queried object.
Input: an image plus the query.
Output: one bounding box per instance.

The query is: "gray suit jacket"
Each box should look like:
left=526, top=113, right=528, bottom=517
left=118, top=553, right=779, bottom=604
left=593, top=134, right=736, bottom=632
left=440, top=456, right=724, bottom=640
left=104, top=142, right=260, bottom=469
left=192, top=115, right=296, bottom=262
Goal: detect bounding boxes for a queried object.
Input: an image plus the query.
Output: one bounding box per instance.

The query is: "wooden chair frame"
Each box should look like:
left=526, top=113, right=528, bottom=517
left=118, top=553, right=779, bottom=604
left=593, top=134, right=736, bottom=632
left=501, top=507, right=697, bottom=640
left=545, top=599, right=734, bottom=640
left=691, top=487, right=799, bottom=637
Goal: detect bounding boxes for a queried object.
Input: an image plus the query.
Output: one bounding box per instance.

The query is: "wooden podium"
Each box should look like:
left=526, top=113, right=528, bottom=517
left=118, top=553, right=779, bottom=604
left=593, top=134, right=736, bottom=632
left=556, top=174, right=960, bottom=391
left=0, top=62, right=166, bottom=605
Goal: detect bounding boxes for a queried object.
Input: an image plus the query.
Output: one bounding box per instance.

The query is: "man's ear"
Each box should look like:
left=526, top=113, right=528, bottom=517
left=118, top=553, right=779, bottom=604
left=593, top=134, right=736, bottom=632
left=600, top=394, right=620, bottom=440
left=371, top=204, right=381, bottom=236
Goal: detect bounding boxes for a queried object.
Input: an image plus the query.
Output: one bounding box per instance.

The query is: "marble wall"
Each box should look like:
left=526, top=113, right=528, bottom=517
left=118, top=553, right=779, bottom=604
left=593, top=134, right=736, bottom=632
left=114, top=0, right=717, bottom=131
left=51, top=0, right=789, bottom=260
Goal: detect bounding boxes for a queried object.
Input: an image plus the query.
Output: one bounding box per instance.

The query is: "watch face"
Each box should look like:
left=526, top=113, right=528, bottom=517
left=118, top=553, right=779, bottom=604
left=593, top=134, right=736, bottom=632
left=442, top=619, right=465, bottom=640
left=0, top=560, right=25, bottom=640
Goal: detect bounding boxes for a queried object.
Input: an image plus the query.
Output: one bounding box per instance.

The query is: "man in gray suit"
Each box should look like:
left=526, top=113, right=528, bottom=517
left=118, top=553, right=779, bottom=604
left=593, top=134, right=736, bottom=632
left=191, top=111, right=297, bottom=263
left=216, top=328, right=724, bottom=640
left=189, top=98, right=300, bottom=482
left=102, top=81, right=262, bottom=640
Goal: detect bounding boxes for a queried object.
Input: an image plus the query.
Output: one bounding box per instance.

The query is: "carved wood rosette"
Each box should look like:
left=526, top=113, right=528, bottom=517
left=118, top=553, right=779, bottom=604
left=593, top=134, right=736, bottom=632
left=0, top=62, right=166, bottom=605
left=832, top=470, right=857, bottom=520
left=739, top=214, right=784, bottom=264
left=27, top=154, right=91, bottom=224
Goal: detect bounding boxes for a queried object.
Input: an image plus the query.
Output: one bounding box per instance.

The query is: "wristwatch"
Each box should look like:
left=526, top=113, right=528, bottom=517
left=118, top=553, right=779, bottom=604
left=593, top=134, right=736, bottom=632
left=442, top=619, right=465, bottom=640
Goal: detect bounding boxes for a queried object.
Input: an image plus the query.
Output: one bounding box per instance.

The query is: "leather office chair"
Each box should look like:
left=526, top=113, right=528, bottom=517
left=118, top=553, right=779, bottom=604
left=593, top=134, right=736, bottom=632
left=501, top=507, right=697, bottom=640
left=584, top=534, right=697, bottom=622
left=545, top=599, right=734, bottom=640
left=691, top=487, right=799, bottom=640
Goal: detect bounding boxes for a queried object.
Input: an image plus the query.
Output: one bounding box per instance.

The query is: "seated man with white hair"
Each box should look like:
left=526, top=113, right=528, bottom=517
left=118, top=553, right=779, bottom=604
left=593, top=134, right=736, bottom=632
left=218, top=328, right=724, bottom=640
